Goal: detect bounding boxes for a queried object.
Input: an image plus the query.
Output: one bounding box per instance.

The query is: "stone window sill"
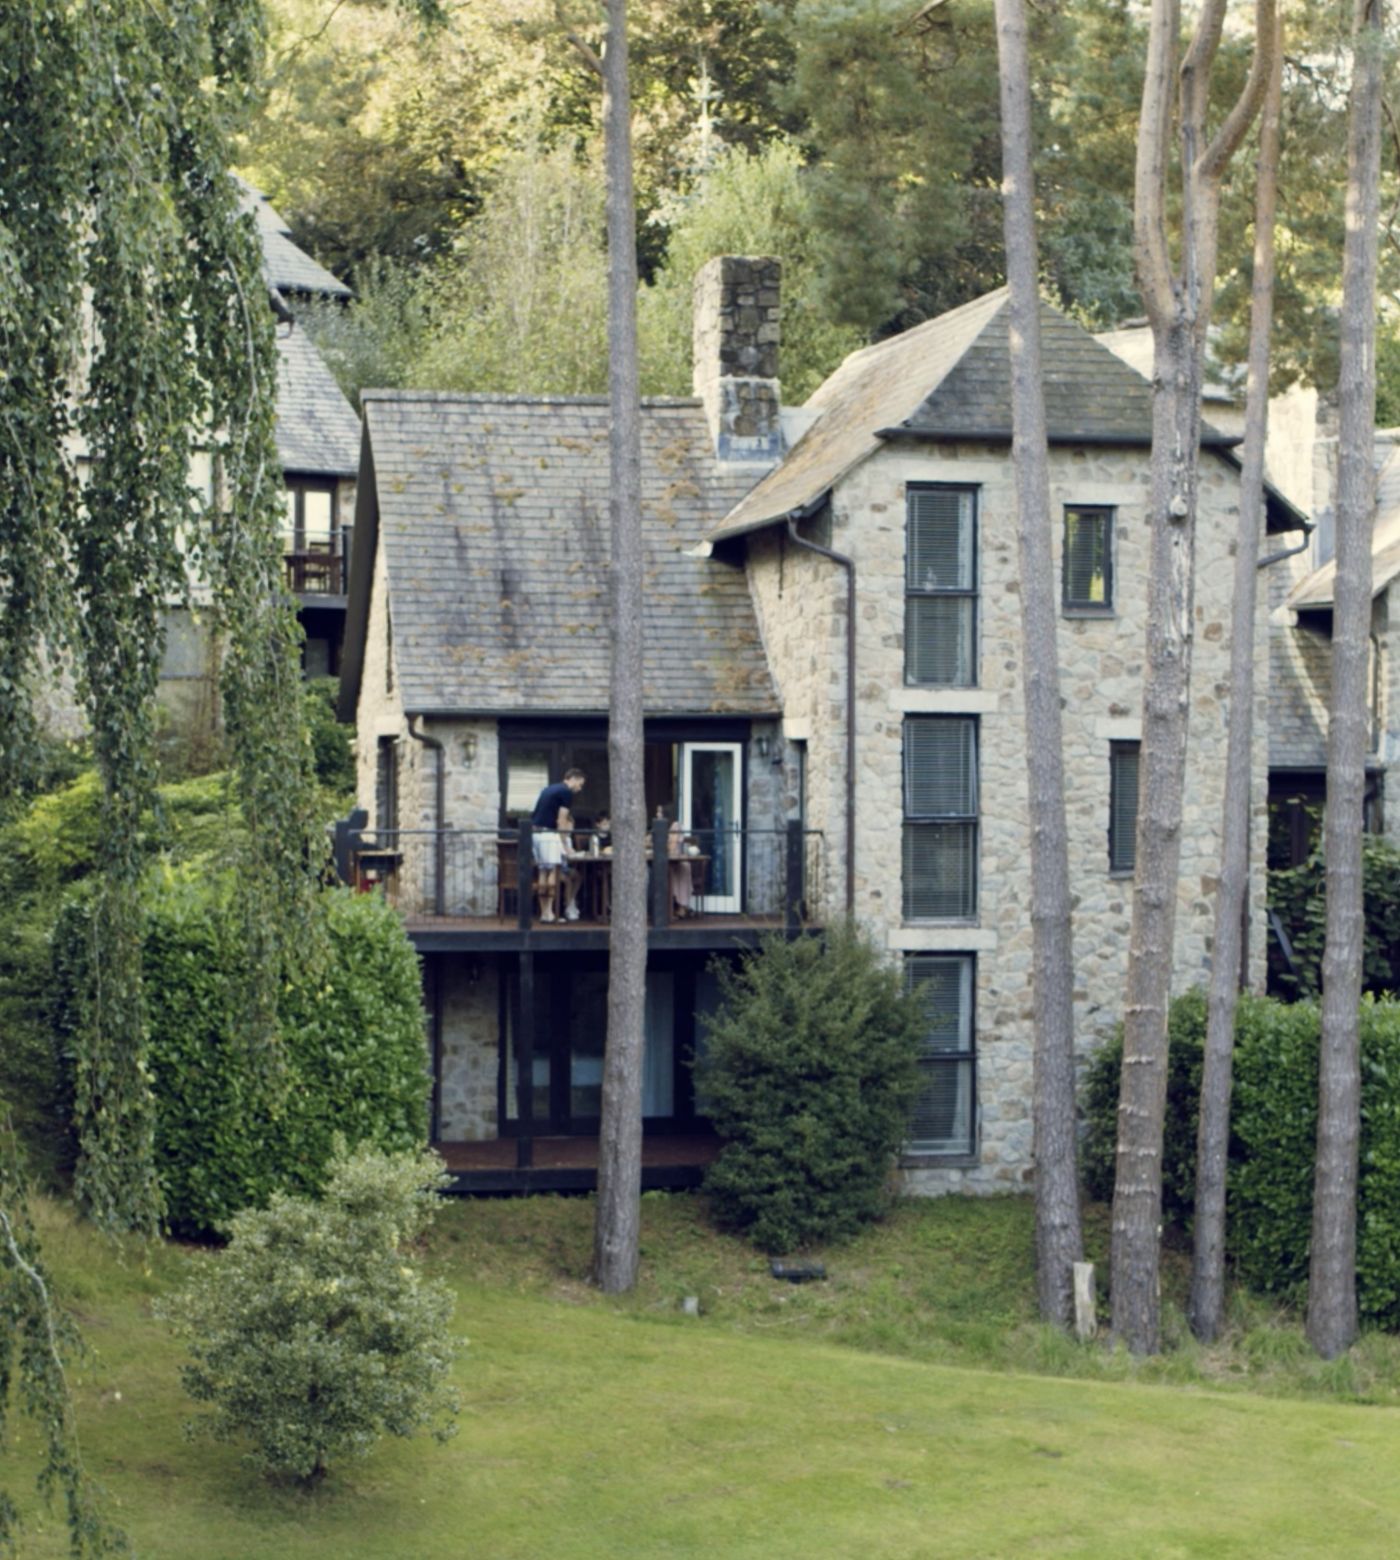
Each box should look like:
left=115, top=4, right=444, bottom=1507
left=1062, top=606, right=1116, bottom=620
left=900, top=1152, right=980, bottom=1170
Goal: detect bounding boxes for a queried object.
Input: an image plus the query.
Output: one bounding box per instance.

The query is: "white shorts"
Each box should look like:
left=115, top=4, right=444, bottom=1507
left=532, top=830, right=564, bottom=868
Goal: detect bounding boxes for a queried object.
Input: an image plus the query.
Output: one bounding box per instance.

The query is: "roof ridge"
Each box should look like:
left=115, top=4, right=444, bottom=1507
left=360, top=389, right=704, bottom=408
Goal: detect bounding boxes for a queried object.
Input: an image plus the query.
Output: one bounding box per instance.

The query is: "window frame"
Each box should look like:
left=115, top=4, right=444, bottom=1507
left=1062, top=504, right=1116, bottom=616
left=1108, top=739, right=1141, bottom=876
left=904, top=483, right=979, bottom=688
left=903, top=953, right=978, bottom=1160
left=902, top=715, right=979, bottom=923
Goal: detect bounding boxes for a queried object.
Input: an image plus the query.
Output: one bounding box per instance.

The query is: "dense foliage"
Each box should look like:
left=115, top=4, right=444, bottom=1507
left=696, top=926, right=923, bottom=1253
left=160, top=1143, right=458, bottom=1485
left=54, top=877, right=428, bottom=1240
left=1083, top=991, right=1400, bottom=1328
left=1268, top=833, right=1400, bottom=1000
left=250, top=0, right=1400, bottom=398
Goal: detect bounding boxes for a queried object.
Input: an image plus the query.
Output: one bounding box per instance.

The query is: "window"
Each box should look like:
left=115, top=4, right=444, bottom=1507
left=1109, top=741, right=1140, bottom=873
left=903, top=717, right=978, bottom=920
left=376, top=736, right=399, bottom=836
left=1063, top=506, right=1114, bottom=612
left=906, top=486, right=977, bottom=686
left=283, top=479, right=344, bottom=595
left=905, top=955, right=975, bottom=1155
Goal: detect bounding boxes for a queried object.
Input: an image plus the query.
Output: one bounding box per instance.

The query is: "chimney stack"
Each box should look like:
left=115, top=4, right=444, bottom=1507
left=692, top=256, right=782, bottom=461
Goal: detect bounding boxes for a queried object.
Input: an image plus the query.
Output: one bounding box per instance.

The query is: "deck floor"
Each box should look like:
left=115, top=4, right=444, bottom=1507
left=405, top=913, right=786, bottom=935
left=437, top=1133, right=720, bottom=1173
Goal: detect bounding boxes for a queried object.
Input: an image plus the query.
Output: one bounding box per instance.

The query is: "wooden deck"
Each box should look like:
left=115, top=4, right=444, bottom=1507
left=436, top=1133, right=721, bottom=1194
left=405, top=913, right=800, bottom=952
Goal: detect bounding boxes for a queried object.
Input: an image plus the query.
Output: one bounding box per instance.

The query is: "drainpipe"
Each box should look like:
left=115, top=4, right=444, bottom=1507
left=785, top=511, right=855, bottom=916
left=1255, top=523, right=1313, bottom=572
left=407, top=716, right=446, bottom=916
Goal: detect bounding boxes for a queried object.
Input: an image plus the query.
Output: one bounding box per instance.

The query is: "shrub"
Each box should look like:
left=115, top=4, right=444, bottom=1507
left=160, top=1142, right=459, bottom=1485
left=1268, top=833, right=1400, bottom=998
left=1081, top=991, right=1400, bottom=1328
left=55, top=874, right=428, bottom=1236
left=695, top=924, right=923, bottom=1253
left=304, top=677, right=356, bottom=799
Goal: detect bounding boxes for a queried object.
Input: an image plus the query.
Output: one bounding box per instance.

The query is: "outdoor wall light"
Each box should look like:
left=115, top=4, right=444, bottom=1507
left=756, top=735, right=770, bottom=759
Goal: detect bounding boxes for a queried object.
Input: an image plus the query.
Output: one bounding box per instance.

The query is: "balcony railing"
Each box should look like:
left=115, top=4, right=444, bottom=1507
left=284, top=550, right=345, bottom=596
left=347, top=819, right=825, bottom=931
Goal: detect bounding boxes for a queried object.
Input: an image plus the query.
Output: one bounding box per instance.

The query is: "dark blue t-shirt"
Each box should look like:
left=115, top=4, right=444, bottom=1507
left=531, top=782, right=576, bottom=829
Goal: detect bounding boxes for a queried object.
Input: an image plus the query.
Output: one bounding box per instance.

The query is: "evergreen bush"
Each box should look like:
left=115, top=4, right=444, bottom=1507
left=54, top=874, right=427, bottom=1236
left=695, top=924, right=923, bottom=1254
left=1081, top=991, right=1400, bottom=1327
left=160, top=1142, right=458, bottom=1485
left=1268, top=833, right=1400, bottom=998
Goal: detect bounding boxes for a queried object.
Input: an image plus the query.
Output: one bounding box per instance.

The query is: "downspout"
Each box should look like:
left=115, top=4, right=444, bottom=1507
left=407, top=715, right=446, bottom=916
left=785, top=511, right=856, bottom=916
left=1255, top=522, right=1313, bottom=572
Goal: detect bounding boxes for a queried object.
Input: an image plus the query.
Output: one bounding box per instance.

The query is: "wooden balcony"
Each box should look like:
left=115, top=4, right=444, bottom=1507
left=436, top=1132, right=720, bottom=1194
left=345, top=820, right=825, bottom=951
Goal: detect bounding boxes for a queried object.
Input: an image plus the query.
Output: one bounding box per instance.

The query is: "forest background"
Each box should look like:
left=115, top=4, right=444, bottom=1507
left=243, top=0, right=1400, bottom=416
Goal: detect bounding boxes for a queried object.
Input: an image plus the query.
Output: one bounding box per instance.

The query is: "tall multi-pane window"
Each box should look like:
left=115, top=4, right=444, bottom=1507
left=1109, top=740, right=1140, bottom=873
left=1063, top=505, right=1114, bottom=612
left=905, top=955, right=976, bottom=1155
left=903, top=716, right=978, bottom=920
left=906, top=485, right=977, bottom=685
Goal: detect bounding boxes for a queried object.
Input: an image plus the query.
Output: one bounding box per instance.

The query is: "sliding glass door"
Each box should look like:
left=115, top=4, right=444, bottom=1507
left=680, top=741, right=742, bottom=914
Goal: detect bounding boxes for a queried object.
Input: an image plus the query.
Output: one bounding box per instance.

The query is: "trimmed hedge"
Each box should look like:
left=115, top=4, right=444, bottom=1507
left=1082, top=991, right=1400, bottom=1328
left=695, top=924, right=923, bottom=1254
left=55, top=874, right=428, bottom=1236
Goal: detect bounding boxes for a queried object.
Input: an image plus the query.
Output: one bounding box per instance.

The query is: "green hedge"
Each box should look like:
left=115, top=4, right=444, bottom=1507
left=1082, top=991, right=1400, bottom=1327
left=1268, top=833, right=1400, bottom=998
left=695, top=924, right=923, bottom=1254
left=56, top=874, right=428, bottom=1236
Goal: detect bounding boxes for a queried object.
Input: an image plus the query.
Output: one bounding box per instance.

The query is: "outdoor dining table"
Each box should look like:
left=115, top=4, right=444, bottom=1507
left=565, top=849, right=710, bottom=920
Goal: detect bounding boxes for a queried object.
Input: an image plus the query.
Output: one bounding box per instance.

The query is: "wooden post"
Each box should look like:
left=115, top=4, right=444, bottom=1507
left=785, top=818, right=804, bottom=932
left=517, top=950, right=535, bottom=1169
left=1073, top=1262, right=1097, bottom=1341
left=517, top=821, right=534, bottom=931
left=650, top=815, right=670, bottom=928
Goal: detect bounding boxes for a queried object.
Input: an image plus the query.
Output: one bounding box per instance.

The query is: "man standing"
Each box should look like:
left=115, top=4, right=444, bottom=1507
left=531, top=767, right=586, bottom=922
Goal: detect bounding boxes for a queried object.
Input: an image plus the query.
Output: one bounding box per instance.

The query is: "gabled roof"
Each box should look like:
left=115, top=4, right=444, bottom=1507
left=711, top=290, right=1306, bottom=542
left=339, top=394, right=779, bottom=719
left=275, top=327, right=360, bottom=477
left=238, top=180, right=351, bottom=301
left=1288, top=439, right=1400, bottom=612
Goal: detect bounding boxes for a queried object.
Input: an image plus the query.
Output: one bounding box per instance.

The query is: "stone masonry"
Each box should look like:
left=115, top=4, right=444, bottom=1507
left=744, top=440, right=1271, bottom=1194
left=693, top=256, right=783, bottom=462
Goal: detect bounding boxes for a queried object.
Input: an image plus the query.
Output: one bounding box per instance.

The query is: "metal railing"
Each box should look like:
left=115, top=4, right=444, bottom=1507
left=348, top=822, right=825, bottom=928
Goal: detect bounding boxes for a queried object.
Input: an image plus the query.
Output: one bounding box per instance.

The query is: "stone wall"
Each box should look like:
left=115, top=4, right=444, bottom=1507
left=746, top=440, right=1272, bottom=1194
left=437, top=956, right=500, bottom=1141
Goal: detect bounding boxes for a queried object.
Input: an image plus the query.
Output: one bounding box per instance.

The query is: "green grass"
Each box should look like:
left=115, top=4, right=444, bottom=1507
left=9, top=1193, right=1400, bottom=1558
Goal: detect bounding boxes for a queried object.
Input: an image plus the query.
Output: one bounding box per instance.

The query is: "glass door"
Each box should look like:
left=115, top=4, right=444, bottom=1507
left=680, top=742, right=743, bottom=914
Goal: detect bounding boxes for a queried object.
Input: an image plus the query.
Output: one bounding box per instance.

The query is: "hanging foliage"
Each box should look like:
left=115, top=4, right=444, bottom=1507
left=0, top=1, right=320, bottom=1236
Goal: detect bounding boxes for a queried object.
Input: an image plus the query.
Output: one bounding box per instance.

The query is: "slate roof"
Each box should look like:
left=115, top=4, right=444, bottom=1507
left=344, top=393, right=778, bottom=717
left=1095, top=324, right=1241, bottom=405
left=1288, top=437, right=1400, bottom=611
left=275, top=326, right=361, bottom=477
left=238, top=180, right=351, bottom=301
left=711, top=289, right=1304, bottom=542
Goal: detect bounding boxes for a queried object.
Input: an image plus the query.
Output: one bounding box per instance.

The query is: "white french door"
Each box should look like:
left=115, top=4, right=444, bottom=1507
left=680, top=742, right=743, bottom=914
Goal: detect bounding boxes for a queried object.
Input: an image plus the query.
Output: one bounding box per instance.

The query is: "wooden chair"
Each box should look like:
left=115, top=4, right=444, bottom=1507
left=497, top=839, right=520, bottom=919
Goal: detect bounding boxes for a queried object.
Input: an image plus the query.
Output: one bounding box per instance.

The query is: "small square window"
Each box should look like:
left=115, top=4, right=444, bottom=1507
left=1109, top=741, right=1140, bottom=873
left=1064, top=506, right=1114, bottom=612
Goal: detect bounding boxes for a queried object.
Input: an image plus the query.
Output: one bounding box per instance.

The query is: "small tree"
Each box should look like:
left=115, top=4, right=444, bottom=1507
left=160, top=1144, right=459, bottom=1486
left=696, top=925, right=923, bottom=1254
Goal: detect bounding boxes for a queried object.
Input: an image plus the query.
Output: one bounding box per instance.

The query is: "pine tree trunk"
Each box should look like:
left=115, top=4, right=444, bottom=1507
left=1307, top=0, right=1385, bottom=1361
left=1112, top=0, right=1276, bottom=1356
left=993, top=0, right=1083, bottom=1329
left=1189, top=12, right=1282, bottom=1346
left=592, top=0, right=647, bottom=1294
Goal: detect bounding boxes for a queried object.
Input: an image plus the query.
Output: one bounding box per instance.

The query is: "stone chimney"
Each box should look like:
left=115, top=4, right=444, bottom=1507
left=692, top=256, right=782, bottom=461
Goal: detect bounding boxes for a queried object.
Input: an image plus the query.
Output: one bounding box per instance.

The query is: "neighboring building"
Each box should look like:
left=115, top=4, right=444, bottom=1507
left=247, top=185, right=361, bottom=679
left=339, top=257, right=1311, bottom=1195
left=158, top=188, right=360, bottom=749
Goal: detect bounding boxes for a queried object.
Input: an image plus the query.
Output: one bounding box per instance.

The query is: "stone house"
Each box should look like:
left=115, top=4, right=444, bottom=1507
left=338, top=258, right=1309, bottom=1193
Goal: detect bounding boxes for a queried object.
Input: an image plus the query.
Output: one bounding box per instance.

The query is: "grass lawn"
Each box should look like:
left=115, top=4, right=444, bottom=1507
left=8, top=1193, right=1400, bottom=1558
